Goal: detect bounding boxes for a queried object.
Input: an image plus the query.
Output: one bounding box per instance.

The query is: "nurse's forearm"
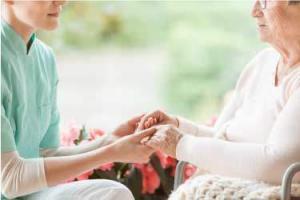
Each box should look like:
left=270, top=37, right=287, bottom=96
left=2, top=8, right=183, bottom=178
left=1, top=145, right=118, bottom=199
left=44, top=143, right=116, bottom=186
left=41, top=134, right=115, bottom=157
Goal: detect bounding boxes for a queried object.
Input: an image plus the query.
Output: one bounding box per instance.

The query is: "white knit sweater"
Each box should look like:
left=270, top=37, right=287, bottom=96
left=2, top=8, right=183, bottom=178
left=176, top=48, right=300, bottom=185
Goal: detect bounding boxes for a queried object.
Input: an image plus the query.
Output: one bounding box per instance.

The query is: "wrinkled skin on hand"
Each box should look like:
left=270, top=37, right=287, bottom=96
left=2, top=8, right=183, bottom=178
left=144, top=125, right=183, bottom=158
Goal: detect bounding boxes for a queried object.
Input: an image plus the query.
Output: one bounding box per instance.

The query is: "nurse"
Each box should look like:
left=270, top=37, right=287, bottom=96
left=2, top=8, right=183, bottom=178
left=1, top=1, right=155, bottom=199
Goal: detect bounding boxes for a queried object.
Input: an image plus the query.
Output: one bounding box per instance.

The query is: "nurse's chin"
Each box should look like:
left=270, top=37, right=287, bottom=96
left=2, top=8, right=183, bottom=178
left=41, top=21, right=60, bottom=31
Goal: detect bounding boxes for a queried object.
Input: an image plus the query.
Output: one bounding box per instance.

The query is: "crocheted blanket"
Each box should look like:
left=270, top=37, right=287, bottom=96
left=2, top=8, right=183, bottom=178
left=169, top=174, right=300, bottom=200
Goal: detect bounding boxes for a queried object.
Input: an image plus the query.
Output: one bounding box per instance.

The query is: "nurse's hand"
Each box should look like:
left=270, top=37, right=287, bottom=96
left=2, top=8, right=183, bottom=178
left=110, top=127, right=157, bottom=163
left=108, top=114, right=145, bottom=143
left=136, top=110, right=178, bottom=131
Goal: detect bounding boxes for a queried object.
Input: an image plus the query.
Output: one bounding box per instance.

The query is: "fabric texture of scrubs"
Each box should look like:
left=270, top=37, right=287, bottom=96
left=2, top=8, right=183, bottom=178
left=1, top=19, right=60, bottom=158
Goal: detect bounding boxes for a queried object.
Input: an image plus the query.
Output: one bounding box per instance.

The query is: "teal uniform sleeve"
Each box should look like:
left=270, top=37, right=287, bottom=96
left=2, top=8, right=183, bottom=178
left=1, top=105, right=17, bottom=152
left=39, top=50, right=61, bottom=149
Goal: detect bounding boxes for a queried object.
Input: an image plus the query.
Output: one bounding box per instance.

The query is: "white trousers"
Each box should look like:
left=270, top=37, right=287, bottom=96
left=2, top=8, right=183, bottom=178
left=22, top=180, right=134, bottom=200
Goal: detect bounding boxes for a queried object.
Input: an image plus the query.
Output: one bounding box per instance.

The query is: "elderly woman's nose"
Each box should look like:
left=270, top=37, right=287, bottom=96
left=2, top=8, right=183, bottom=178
left=53, top=0, right=67, bottom=6
left=251, top=0, right=263, bottom=18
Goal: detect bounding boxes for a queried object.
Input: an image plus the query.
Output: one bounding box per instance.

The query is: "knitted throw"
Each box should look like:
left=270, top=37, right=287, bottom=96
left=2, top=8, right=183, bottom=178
left=169, top=174, right=300, bottom=200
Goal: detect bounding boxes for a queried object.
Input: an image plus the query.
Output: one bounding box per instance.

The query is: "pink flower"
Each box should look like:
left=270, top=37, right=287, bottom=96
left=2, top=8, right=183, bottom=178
left=98, top=163, right=114, bottom=171
left=60, top=121, right=81, bottom=146
left=184, top=164, right=197, bottom=180
left=78, top=139, right=89, bottom=145
left=205, top=116, right=218, bottom=127
left=89, top=128, right=105, bottom=140
left=134, top=164, right=160, bottom=194
left=155, top=151, right=177, bottom=176
left=76, top=170, right=93, bottom=181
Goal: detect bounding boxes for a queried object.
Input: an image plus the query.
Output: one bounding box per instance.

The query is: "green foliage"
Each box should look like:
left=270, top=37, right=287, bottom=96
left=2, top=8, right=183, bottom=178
left=39, top=2, right=169, bottom=49
left=163, top=2, right=265, bottom=119
left=39, top=1, right=265, bottom=120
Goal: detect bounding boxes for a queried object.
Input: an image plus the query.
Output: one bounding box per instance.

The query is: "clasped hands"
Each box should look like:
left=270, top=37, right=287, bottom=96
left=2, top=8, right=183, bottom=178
left=109, top=110, right=183, bottom=164
left=136, top=110, right=183, bottom=158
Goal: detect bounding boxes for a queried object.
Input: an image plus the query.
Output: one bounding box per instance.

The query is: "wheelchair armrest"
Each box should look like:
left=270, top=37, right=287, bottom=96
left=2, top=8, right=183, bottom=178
left=281, top=162, right=300, bottom=200
left=174, top=161, right=188, bottom=190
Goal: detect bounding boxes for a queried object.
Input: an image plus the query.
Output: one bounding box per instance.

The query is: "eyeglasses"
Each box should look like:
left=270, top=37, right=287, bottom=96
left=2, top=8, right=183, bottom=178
left=258, top=0, right=267, bottom=9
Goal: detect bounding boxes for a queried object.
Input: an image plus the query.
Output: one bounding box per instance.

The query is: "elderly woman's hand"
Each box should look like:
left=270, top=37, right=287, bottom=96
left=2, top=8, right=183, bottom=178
left=136, top=110, right=179, bottom=132
left=144, top=125, right=183, bottom=158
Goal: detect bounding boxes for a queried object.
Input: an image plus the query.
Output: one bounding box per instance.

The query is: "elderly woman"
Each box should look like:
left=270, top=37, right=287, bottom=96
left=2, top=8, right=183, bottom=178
left=137, top=0, right=300, bottom=185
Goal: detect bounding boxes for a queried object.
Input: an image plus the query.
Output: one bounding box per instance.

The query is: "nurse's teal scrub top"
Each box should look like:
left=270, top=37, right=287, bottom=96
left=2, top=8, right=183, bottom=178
left=1, top=19, right=61, bottom=159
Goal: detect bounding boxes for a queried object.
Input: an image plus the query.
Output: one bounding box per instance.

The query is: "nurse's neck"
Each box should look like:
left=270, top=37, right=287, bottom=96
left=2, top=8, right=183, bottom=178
left=2, top=10, right=36, bottom=47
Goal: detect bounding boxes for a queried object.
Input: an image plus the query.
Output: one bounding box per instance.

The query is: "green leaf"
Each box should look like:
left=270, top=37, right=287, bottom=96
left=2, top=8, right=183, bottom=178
left=94, top=169, right=118, bottom=181
left=124, top=168, right=143, bottom=200
left=150, top=154, right=173, bottom=195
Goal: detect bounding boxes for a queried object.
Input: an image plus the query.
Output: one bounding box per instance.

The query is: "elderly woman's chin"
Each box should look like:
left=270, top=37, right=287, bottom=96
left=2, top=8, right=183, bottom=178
left=257, top=27, right=270, bottom=42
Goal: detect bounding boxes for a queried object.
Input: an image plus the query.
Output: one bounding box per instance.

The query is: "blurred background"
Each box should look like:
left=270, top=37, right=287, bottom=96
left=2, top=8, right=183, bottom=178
left=38, top=1, right=265, bottom=132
